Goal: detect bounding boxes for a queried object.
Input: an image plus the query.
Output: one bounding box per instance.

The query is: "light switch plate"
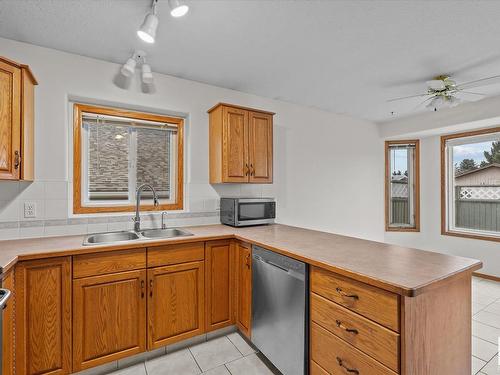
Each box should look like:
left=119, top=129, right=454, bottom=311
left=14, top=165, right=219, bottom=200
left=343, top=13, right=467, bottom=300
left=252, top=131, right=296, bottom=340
left=24, top=202, right=36, bottom=218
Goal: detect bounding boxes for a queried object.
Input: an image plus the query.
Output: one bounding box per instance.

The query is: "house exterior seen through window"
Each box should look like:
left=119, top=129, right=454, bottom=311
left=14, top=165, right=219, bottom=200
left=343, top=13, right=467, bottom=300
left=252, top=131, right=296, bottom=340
left=442, top=128, right=500, bottom=241
left=385, top=140, right=420, bottom=232
left=73, top=104, right=184, bottom=214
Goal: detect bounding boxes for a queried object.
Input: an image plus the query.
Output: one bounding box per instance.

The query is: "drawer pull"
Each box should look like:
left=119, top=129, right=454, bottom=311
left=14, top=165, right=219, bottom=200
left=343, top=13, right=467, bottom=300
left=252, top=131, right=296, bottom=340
left=336, top=357, right=359, bottom=374
left=336, top=320, right=359, bottom=334
left=336, top=287, right=359, bottom=300
left=141, top=280, right=145, bottom=298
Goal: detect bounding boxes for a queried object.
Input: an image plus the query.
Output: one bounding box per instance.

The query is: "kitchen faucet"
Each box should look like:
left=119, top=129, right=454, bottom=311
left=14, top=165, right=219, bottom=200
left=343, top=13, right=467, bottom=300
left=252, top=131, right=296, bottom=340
left=133, top=184, right=159, bottom=232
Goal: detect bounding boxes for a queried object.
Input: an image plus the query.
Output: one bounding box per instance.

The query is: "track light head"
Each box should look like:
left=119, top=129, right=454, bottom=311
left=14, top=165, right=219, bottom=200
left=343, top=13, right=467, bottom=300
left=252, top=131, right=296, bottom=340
left=121, top=57, right=137, bottom=77
left=169, top=0, right=189, bottom=17
left=138, top=0, right=159, bottom=43
left=142, top=64, right=154, bottom=84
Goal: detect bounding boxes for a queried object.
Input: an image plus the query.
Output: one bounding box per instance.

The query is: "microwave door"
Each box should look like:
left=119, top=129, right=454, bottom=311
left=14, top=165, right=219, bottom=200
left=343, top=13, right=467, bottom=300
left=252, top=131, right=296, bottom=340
left=238, top=202, right=275, bottom=223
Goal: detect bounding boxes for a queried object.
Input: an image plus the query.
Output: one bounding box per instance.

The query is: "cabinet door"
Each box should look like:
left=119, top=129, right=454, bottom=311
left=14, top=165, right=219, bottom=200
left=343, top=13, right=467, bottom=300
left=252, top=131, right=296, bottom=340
left=236, top=242, right=252, bottom=338
left=148, top=261, right=205, bottom=349
left=0, top=60, right=21, bottom=180
left=205, top=240, right=234, bottom=332
left=2, top=269, right=15, bottom=375
left=223, top=106, right=249, bottom=182
left=72, top=270, right=147, bottom=372
left=248, top=111, right=273, bottom=183
left=15, top=257, right=72, bottom=375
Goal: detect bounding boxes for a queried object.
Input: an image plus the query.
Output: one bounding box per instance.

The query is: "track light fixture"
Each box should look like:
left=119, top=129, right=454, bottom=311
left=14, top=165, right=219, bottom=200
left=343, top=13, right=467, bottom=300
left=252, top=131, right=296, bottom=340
left=120, top=51, right=154, bottom=84
left=137, top=0, right=159, bottom=43
left=137, top=0, right=189, bottom=44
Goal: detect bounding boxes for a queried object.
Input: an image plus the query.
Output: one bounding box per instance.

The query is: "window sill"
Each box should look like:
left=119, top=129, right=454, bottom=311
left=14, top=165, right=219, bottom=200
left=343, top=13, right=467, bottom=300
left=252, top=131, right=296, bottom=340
left=442, top=229, right=500, bottom=243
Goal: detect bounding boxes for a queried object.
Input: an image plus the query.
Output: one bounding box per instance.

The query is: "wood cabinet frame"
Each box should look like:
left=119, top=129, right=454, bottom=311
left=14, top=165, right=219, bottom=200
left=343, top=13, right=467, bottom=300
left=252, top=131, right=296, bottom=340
left=72, top=103, right=184, bottom=214
left=384, top=140, right=420, bottom=232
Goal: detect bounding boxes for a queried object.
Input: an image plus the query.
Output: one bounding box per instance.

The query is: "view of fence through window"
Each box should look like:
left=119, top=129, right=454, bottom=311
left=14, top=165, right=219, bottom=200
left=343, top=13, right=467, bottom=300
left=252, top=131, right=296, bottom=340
left=448, top=132, right=500, bottom=235
left=83, top=114, right=175, bottom=205
left=386, top=141, right=418, bottom=230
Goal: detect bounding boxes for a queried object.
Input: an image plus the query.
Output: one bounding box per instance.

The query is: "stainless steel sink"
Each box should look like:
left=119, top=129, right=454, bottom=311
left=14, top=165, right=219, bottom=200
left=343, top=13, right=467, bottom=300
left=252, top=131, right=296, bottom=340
left=84, top=231, right=140, bottom=245
left=140, top=228, right=193, bottom=239
left=83, top=228, right=193, bottom=245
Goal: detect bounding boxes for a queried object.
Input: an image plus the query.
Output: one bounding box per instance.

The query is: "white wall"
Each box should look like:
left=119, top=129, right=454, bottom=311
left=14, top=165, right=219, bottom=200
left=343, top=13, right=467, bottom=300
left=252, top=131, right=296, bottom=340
left=380, top=108, right=500, bottom=277
left=0, top=37, right=384, bottom=242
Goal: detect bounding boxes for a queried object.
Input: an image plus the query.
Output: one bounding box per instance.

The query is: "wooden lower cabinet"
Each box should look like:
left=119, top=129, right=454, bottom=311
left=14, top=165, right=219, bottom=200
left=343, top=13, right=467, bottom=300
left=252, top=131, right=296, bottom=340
left=205, top=240, right=235, bottom=331
left=235, top=241, right=252, bottom=338
left=148, top=261, right=205, bottom=349
left=2, top=269, right=15, bottom=375
left=72, top=270, right=147, bottom=372
left=15, top=257, right=72, bottom=375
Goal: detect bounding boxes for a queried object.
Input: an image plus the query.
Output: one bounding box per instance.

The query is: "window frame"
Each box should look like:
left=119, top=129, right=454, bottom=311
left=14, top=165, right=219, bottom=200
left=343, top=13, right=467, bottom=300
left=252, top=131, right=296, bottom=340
left=384, top=139, right=420, bottom=232
left=441, top=126, right=500, bottom=242
left=73, top=103, right=184, bottom=214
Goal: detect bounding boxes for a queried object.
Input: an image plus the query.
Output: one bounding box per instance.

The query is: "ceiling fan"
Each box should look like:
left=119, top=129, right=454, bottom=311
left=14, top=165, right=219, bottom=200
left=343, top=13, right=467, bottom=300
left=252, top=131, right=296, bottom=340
left=387, top=73, right=500, bottom=111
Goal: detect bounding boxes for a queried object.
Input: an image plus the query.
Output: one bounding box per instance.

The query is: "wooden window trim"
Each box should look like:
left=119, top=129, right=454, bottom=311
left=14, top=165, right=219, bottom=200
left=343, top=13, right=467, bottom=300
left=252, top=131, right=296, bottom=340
left=385, top=140, right=420, bottom=232
left=441, top=126, right=500, bottom=243
left=73, top=103, right=184, bottom=214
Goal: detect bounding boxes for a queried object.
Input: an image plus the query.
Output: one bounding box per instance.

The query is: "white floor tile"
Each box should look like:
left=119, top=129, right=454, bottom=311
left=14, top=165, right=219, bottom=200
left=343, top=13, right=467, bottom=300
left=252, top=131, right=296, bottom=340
left=480, top=355, right=500, bottom=374
left=474, top=356, right=488, bottom=374
left=473, top=321, right=500, bottom=345
left=227, top=332, right=257, bottom=356
left=473, top=336, right=499, bottom=362
left=108, top=363, right=147, bottom=375
left=475, top=311, right=500, bottom=329
left=474, top=292, right=499, bottom=307
left=475, top=303, right=489, bottom=315
left=145, top=349, right=201, bottom=375
left=189, top=336, right=242, bottom=372
left=485, top=302, right=500, bottom=316
left=201, top=365, right=231, bottom=375
left=225, top=353, right=275, bottom=375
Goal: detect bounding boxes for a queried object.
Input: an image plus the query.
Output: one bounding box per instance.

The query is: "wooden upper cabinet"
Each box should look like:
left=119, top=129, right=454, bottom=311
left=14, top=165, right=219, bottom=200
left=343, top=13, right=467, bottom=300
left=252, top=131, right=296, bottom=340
left=148, top=261, right=205, bottom=349
left=205, top=240, right=235, bottom=332
left=0, top=56, right=37, bottom=181
left=235, top=241, right=252, bottom=339
left=72, top=270, right=147, bottom=372
left=209, top=103, right=274, bottom=183
left=15, top=257, right=72, bottom=375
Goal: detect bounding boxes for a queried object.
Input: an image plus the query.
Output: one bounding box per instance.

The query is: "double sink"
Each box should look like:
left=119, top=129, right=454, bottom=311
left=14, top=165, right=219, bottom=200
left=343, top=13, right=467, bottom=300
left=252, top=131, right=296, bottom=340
left=83, top=227, right=193, bottom=246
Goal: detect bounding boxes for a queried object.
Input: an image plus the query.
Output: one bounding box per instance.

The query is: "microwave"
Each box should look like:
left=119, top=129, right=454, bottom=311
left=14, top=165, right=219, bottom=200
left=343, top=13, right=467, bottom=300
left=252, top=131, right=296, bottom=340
left=220, top=198, right=276, bottom=227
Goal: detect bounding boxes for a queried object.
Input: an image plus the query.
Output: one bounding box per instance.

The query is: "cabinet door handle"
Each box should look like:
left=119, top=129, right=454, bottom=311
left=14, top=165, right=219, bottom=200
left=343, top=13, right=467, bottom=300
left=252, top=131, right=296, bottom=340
left=245, top=254, right=251, bottom=268
left=336, top=287, right=359, bottom=300
left=14, top=151, right=20, bottom=170
left=336, top=320, right=358, bottom=334
left=245, top=163, right=249, bottom=176
left=141, top=280, right=145, bottom=298
left=336, top=357, right=359, bottom=374
left=250, top=164, right=254, bottom=176
left=149, top=279, right=153, bottom=297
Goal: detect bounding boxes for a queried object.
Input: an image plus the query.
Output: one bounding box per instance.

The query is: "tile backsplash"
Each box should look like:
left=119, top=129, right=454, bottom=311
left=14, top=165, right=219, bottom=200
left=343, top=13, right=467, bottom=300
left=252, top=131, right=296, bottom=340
left=0, top=180, right=275, bottom=240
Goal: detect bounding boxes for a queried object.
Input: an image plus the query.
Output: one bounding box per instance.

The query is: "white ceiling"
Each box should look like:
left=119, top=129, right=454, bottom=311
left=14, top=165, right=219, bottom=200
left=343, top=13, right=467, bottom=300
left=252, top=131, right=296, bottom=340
left=2, top=0, right=500, bottom=122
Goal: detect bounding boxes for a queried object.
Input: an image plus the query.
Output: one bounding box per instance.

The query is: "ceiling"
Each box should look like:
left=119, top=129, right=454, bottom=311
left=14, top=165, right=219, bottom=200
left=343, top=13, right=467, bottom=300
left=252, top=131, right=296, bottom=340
left=1, top=0, right=500, bottom=122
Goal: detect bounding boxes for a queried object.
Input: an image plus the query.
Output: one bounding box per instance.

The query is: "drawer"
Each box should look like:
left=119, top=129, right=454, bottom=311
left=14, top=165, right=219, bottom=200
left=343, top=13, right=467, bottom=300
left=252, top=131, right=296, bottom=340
left=311, top=322, right=397, bottom=375
left=310, top=360, right=329, bottom=375
left=73, top=248, right=146, bottom=278
left=147, top=242, right=205, bottom=267
left=311, top=293, right=400, bottom=372
left=311, top=267, right=400, bottom=332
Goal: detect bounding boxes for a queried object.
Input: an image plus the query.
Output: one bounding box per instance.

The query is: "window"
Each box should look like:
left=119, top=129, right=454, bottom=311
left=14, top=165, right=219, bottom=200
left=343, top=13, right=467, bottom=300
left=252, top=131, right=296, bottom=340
left=442, top=127, right=500, bottom=241
left=73, top=104, right=184, bottom=214
left=385, top=140, right=420, bottom=231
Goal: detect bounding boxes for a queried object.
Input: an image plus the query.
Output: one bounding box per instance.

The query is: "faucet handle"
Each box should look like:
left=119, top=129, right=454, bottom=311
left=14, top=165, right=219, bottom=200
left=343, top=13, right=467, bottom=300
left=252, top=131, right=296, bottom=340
left=154, top=197, right=159, bottom=207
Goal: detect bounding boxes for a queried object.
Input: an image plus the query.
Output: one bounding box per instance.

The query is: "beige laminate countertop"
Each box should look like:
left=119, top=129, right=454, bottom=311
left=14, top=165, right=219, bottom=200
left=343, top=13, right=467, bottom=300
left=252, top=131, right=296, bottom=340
left=0, top=224, right=481, bottom=297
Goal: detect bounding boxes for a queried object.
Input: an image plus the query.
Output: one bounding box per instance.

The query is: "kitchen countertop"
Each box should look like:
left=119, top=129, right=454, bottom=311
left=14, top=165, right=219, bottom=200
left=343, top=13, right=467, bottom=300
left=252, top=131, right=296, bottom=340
left=0, top=224, right=481, bottom=296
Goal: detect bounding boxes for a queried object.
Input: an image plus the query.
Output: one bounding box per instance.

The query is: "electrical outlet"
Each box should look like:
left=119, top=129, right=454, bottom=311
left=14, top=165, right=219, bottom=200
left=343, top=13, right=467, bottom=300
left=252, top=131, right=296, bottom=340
left=24, top=202, right=36, bottom=218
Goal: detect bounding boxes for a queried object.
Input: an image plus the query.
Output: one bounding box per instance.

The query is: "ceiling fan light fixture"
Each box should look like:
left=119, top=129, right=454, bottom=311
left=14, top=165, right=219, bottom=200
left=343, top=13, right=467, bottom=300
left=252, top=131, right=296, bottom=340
left=169, top=0, right=189, bottom=17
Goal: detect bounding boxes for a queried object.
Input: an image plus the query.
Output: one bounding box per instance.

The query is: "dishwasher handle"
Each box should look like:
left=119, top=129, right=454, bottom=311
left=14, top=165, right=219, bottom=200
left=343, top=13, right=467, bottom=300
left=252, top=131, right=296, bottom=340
left=253, top=254, right=305, bottom=281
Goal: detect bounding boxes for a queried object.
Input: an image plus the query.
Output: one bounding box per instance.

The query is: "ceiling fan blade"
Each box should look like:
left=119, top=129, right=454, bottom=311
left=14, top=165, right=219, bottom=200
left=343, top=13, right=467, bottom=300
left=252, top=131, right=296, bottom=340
left=387, top=93, right=429, bottom=103
left=457, top=91, right=487, bottom=96
left=456, top=75, right=500, bottom=89
left=452, top=54, right=500, bottom=76
left=414, top=96, right=435, bottom=110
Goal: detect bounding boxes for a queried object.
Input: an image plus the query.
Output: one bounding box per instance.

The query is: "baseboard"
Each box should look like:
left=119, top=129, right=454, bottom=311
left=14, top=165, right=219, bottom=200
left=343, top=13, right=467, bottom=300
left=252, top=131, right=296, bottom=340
left=473, top=272, right=500, bottom=282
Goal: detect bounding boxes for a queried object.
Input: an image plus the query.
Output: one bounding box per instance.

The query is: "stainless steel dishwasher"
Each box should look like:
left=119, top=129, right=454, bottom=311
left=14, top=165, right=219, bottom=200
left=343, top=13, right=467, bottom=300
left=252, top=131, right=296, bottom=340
left=252, top=245, right=308, bottom=375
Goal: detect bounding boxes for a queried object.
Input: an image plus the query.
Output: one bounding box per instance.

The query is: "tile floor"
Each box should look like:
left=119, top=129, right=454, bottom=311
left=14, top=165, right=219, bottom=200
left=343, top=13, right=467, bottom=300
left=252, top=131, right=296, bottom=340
left=100, top=330, right=280, bottom=375
left=473, top=276, right=500, bottom=374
